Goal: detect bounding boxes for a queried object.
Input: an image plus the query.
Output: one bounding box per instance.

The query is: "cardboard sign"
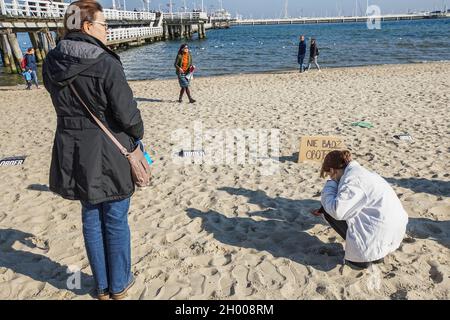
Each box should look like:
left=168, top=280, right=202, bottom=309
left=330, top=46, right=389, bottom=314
left=298, top=136, right=345, bottom=163
left=0, top=156, right=26, bottom=167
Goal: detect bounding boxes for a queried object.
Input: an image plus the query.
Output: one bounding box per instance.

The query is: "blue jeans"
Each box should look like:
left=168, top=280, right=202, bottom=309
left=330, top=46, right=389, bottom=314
left=81, top=198, right=133, bottom=294
left=31, top=70, right=39, bottom=87
left=308, top=56, right=321, bottom=71
left=298, top=55, right=305, bottom=72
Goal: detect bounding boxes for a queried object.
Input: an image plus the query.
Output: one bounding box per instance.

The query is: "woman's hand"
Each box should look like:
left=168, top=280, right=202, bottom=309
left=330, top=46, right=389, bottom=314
left=328, top=169, right=340, bottom=182
left=311, top=208, right=323, bottom=217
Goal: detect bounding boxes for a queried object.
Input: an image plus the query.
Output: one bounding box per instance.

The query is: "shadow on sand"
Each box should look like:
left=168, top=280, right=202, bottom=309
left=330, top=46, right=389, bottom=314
left=186, top=187, right=344, bottom=272
left=0, top=228, right=94, bottom=297
left=386, top=177, right=450, bottom=197
left=407, top=218, right=450, bottom=249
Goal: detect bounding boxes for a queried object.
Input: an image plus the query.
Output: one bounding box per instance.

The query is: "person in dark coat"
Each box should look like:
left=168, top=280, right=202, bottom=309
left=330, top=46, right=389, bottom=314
left=174, top=44, right=196, bottom=103
left=297, top=35, right=306, bottom=73
left=24, top=48, right=39, bottom=88
left=43, top=0, right=143, bottom=300
left=307, top=38, right=321, bottom=71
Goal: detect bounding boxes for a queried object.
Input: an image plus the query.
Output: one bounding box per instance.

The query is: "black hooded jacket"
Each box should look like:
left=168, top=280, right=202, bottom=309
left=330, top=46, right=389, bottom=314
left=43, top=32, right=144, bottom=204
left=310, top=42, right=319, bottom=58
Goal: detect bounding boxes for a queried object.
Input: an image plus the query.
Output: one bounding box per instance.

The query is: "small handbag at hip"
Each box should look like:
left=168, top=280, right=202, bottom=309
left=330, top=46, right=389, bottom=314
left=69, top=84, right=151, bottom=187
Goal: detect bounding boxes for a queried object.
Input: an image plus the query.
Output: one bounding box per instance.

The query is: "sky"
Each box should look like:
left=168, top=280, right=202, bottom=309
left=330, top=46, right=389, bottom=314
left=100, top=0, right=450, bottom=18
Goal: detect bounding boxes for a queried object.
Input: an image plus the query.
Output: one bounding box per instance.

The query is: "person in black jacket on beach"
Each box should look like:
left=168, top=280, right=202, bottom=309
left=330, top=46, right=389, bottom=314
left=307, top=38, right=321, bottom=72
left=297, top=35, right=307, bottom=73
left=43, top=0, right=143, bottom=300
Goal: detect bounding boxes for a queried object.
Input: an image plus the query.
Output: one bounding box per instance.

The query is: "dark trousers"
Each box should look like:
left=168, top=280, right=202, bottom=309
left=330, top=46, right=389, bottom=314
left=319, top=207, right=383, bottom=269
left=298, top=55, right=306, bottom=72
left=319, top=206, right=348, bottom=240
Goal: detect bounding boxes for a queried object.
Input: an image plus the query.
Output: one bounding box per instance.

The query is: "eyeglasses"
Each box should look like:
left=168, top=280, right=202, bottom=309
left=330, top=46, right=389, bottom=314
left=91, top=20, right=109, bottom=30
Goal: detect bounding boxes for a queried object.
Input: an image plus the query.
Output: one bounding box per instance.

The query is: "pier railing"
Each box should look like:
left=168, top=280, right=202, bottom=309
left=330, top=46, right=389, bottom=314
left=232, top=13, right=442, bottom=25
left=163, top=11, right=208, bottom=21
left=1, top=0, right=68, bottom=18
left=103, top=9, right=156, bottom=21
left=0, top=0, right=156, bottom=21
left=107, top=26, right=163, bottom=42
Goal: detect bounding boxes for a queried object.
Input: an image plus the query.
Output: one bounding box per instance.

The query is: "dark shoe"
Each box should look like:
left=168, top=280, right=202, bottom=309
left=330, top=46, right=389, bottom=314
left=96, top=288, right=110, bottom=300
left=111, top=277, right=135, bottom=300
left=178, top=98, right=182, bottom=103
left=189, top=99, right=196, bottom=104
left=345, top=260, right=372, bottom=270
left=373, top=258, right=385, bottom=265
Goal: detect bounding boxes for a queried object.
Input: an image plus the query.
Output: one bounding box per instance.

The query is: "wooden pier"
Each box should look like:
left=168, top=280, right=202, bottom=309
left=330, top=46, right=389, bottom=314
left=231, top=13, right=449, bottom=26
left=162, top=12, right=208, bottom=40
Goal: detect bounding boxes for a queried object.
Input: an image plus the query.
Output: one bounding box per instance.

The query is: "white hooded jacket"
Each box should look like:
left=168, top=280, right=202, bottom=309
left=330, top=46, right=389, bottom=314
left=321, top=161, right=409, bottom=263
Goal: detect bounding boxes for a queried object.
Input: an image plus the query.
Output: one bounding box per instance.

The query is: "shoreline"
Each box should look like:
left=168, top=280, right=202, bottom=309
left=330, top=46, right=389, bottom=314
left=1, top=60, right=449, bottom=90
left=144, top=60, right=450, bottom=82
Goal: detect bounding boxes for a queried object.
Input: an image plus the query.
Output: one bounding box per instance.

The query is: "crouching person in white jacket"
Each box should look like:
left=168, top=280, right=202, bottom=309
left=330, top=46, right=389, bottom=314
left=312, top=150, right=409, bottom=270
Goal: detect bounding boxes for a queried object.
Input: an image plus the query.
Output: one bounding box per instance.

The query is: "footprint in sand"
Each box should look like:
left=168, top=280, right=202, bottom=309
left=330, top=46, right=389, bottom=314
left=255, top=261, right=286, bottom=289
left=428, top=261, right=444, bottom=284
left=316, top=284, right=327, bottom=295
left=190, top=274, right=206, bottom=297
left=390, top=287, right=408, bottom=300
left=28, top=237, right=50, bottom=251
left=186, top=219, right=203, bottom=234
left=146, top=278, right=166, bottom=299
left=211, top=254, right=232, bottom=267
left=189, top=241, right=205, bottom=255
left=218, top=273, right=235, bottom=297
left=231, top=265, right=253, bottom=297
left=165, top=231, right=185, bottom=244
left=428, top=205, right=450, bottom=217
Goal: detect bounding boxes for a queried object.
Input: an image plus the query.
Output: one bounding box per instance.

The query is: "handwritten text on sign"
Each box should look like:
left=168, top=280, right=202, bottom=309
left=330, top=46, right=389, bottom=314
left=299, top=136, right=345, bottom=163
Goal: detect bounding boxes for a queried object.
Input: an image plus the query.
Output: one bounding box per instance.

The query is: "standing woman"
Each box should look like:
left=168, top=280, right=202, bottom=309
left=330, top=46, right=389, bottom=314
left=307, top=38, right=321, bottom=71
left=174, top=44, right=196, bottom=103
left=43, top=0, right=144, bottom=299
left=312, top=150, right=408, bottom=269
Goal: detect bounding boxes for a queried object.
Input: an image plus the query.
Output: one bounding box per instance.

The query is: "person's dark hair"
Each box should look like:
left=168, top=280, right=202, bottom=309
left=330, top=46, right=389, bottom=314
left=178, top=43, right=188, bottom=55
left=27, top=47, right=33, bottom=53
left=63, top=0, right=103, bottom=36
left=320, top=150, right=353, bottom=178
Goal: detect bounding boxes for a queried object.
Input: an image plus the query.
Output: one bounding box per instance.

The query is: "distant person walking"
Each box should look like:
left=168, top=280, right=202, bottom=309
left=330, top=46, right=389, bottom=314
left=297, top=35, right=307, bottom=73
left=24, top=48, right=40, bottom=88
left=174, top=44, right=196, bottom=103
left=307, top=38, right=321, bottom=72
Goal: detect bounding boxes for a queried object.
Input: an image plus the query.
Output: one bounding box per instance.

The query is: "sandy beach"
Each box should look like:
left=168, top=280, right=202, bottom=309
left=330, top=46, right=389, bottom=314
left=0, top=62, right=449, bottom=300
